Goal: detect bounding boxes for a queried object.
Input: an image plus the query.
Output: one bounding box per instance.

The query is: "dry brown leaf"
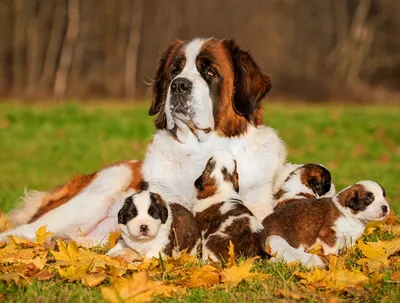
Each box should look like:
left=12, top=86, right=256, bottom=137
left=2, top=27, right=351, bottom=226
left=35, top=270, right=54, bottom=281
left=390, top=272, right=400, bottom=282
left=274, top=289, right=305, bottom=300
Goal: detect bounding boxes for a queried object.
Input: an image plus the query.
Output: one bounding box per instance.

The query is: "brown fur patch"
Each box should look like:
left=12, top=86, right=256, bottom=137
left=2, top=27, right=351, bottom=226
left=195, top=201, right=267, bottom=261
left=163, top=203, right=201, bottom=256
left=28, top=161, right=144, bottom=223
left=262, top=198, right=341, bottom=250
left=28, top=172, right=98, bottom=223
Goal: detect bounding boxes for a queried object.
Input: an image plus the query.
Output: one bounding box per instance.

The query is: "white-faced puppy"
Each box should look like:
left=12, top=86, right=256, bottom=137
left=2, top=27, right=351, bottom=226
left=263, top=180, right=390, bottom=256
left=193, top=152, right=268, bottom=262
left=107, top=190, right=200, bottom=259
left=274, top=163, right=335, bottom=210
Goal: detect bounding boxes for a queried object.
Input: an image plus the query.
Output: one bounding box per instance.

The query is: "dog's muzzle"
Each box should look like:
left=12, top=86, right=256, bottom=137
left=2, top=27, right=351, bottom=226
left=170, top=78, right=193, bottom=115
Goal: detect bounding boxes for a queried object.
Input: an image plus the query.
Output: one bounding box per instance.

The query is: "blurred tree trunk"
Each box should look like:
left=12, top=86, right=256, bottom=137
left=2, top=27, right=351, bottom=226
left=0, top=0, right=12, bottom=95
left=38, top=1, right=66, bottom=95
left=27, top=0, right=53, bottom=97
left=12, top=0, right=28, bottom=96
left=54, top=0, right=80, bottom=100
left=124, top=0, right=143, bottom=100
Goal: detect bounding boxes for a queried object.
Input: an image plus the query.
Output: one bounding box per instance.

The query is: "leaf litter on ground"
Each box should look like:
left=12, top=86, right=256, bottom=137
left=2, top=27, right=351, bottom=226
left=0, top=210, right=399, bottom=302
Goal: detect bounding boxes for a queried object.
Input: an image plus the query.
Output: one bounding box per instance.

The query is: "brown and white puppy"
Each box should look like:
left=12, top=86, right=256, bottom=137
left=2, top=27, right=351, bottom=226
left=263, top=180, right=390, bottom=258
left=193, top=151, right=268, bottom=262
left=107, top=189, right=200, bottom=259
left=274, top=163, right=335, bottom=210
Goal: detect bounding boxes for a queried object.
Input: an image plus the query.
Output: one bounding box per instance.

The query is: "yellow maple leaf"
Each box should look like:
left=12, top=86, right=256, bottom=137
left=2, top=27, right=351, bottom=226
left=51, top=239, right=79, bottom=263
left=221, top=257, right=257, bottom=287
left=35, top=226, right=54, bottom=246
left=107, top=231, right=121, bottom=249
left=101, top=271, right=185, bottom=303
left=226, top=241, right=235, bottom=268
left=332, top=269, right=368, bottom=291
left=0, top=211, right=12, bottom=232
left=181, top=265, right=221, bottom=288
left=357, top=239, right=385, bottom=259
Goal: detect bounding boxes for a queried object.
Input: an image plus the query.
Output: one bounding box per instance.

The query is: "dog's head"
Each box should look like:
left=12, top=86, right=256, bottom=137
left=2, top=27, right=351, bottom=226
left=299, top=163, right=333, bottom=197
left=336, top=181, right=389, bottom=222
left=194, top=151, right=239, bottom=199
left=118, top=191, right=168, bottom=240
left=149, top=38, right=271, bottom=138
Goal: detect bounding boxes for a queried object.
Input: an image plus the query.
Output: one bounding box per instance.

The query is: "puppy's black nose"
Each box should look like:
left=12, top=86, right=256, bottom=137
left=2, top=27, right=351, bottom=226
left=382, top=205, right=388, bottom=214
left=171, top=78, right=192, bottom=95
left=140, top=225, right=148, bottom=232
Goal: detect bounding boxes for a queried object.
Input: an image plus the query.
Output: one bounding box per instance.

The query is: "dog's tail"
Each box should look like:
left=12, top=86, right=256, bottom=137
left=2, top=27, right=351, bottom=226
left=6, top=189, right=51, bottom=226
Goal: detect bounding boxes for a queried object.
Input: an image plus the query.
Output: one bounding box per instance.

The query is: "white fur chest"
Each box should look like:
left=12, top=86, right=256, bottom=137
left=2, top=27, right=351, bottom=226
left=142, top=125, right=286, bottom=219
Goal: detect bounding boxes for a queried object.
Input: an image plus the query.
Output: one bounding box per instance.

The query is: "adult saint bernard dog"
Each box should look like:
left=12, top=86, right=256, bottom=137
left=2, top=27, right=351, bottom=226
left=1, top=38, right=295, bottom=252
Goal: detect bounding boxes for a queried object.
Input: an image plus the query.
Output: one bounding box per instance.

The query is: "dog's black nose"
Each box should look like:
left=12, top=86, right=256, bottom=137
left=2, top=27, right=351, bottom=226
left=171, top=78, right=192, bottom=95
left=140, top=225, right=148, bottom=232
left=382, top=205, right=388, bottom=214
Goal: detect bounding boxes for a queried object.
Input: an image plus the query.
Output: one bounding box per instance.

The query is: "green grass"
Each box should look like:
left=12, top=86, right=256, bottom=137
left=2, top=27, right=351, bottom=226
left=0, top=102, right=399, bottom=302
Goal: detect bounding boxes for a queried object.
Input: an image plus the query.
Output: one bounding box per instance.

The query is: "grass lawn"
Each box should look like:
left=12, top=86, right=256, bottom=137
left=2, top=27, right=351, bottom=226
left=0, top=102, right=399, bottom=302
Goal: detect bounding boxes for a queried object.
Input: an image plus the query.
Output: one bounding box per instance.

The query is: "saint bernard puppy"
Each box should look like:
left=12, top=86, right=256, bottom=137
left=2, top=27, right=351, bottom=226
left=107, top=188, right=200, bottom=259
left=273, top=163, right=336, bottom=210
left=193, top=152, right=268, bottom=262
left=0, top=38, right=289, bottom=249
left=264, top=172, right=389, bottom=266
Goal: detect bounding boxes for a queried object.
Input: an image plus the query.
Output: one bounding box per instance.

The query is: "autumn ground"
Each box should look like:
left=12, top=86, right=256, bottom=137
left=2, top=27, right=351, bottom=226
left=0, top=102, right=399, bottom=302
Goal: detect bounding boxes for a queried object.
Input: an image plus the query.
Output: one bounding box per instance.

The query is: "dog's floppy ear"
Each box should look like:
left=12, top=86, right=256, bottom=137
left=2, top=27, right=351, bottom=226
left=118, top=196, right=134, bottom=225
left=150, top=192, right=168, bottom=224
left=149, top=40, right=184, bottom=117
left=224, top=39, right=271, bottom=116
left=345, top=189, right=360, bottom=211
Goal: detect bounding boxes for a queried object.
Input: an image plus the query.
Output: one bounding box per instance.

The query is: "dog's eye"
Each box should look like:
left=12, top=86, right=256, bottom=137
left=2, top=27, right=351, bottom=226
left=172, top=66, right=180, bottom=76
left=207, top=69, right=216, bottom=77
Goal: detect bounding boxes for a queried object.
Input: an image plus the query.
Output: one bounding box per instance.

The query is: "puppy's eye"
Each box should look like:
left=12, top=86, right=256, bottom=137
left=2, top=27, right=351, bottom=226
left=207, top=69, right=215, bottom=77
left=172, top=66, right=180, bottom=76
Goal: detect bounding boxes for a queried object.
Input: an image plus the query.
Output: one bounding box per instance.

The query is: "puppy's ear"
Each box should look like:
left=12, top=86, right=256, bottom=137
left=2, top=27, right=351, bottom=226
left=345, top=189, right=360, bottom=211
left=224, top=39, right=271, bottom=116
left=149, top=40, right=184, bottom=118
left=118, top=196, right=133, bottom=225
left=194, top=175, right=205, bottom=191
left=150, top=192, right=168, bottom=224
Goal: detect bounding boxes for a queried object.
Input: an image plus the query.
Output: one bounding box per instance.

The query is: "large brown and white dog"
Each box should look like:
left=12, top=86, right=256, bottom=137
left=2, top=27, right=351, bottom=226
left=0, top=38, right=288, bottom=247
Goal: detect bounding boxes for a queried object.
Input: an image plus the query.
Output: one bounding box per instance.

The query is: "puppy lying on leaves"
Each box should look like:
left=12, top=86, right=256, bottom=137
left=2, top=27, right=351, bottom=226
left=264, top=164, right=390, bottom=258
left=193, top=151, right=268, bottom=262
left=107, top=183, right=200, bottom=260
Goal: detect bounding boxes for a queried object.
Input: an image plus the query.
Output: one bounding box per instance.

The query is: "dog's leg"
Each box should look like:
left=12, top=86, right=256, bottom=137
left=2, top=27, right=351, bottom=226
left=0, top=165, right=135, bottom=244
left=267, top=235, right=325, bottom=268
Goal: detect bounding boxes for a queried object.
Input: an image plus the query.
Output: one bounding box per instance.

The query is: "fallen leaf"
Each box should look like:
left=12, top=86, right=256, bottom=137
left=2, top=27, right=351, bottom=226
left=82, top=273, right=107, bottom=287
left=35, top=270, right=54, bottom=281
left=101, top=271, right=185, bottom=303
left=35, top=226, right=54, bottom=246
left=390, top=272, right=400, bottom=282
left=274, top=289, right=305, bottom=300
left=107, top=231, right=121, bottom=249
left=226, top=241, right=235, bottom=268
